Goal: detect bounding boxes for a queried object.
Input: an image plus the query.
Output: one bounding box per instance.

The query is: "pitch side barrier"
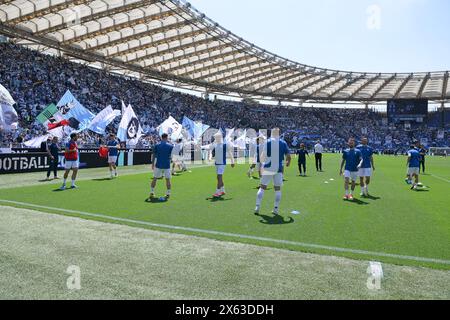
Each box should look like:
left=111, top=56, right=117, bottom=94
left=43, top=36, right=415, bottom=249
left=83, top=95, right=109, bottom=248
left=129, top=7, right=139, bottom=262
left=0, top=148, right=152, bottom=174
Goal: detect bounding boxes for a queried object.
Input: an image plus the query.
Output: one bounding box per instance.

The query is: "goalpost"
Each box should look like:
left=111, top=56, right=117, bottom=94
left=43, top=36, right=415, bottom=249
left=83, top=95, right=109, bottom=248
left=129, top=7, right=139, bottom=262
left=428, top=147, right=450, bottom=156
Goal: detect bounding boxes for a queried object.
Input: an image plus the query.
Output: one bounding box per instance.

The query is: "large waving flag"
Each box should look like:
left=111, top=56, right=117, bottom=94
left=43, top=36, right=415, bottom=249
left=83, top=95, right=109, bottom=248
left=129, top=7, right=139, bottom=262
left=0, top=103, right=19, bottom=131
left=117, top=104, right=143, bottom=146
left=57, top=90, right=94, bottom=131
left=158, top=116, right=183, bottom=141
left=0, top=83, right=15, bottom=106
left=0, top=83, right=18, bottom=131
left=88, top=105, right=121, bottom=134
left=24, top=134, right=50, bottom=148
left=182, top=116, right=195, bottom=138
left=234, top=129, right=247, bottom=150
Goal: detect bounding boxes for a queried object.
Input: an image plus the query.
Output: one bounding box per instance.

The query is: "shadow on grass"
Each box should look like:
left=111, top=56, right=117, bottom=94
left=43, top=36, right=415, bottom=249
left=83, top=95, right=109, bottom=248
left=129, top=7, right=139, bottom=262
left=257, top=214, right=295, bottom=225
left=144, top=197, right=168, bottom=204
left=253, top=186, right=272, bottom=190
left=92, top=178, right=113, bottom=182
left=343, top=198, right=369, bottom=205
left=365, top=195, right=381, bottom=200
left=205, top=197, right=233, bottom=202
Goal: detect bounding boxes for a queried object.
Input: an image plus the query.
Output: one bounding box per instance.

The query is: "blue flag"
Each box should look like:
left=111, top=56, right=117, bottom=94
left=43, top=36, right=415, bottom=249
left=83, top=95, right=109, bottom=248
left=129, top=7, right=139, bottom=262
left=182, top=116, right=195, bottom=138
left=57, top=90, right=94, bottom=131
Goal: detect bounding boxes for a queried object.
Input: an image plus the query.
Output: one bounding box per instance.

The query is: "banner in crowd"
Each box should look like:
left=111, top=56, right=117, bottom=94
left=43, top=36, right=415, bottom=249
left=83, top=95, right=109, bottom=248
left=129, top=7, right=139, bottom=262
left=0, top=83, right=15, bottom=106
left=0, top=103, right=19, bottom=131
left=23, top=134, right=50, bottom=148
left=158, top=116, right=183, bottom=141
left=234, top=129, right=247, bottom=150
left=117, top=104, right=143, bottom=146
left=182, top=116, right=210, bottom=142
left=37, top=103, right=60, bottom=124
left=88, top=105, right=121, bottom=134
left=0, top=83, right=18, bottom=131
left=57, top=90, right=95, bottom=132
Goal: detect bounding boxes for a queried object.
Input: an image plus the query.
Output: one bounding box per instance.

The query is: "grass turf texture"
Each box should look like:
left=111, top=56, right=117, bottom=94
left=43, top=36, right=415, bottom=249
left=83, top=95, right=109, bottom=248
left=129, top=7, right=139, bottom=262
left=0, top=154, right=449, bottom=269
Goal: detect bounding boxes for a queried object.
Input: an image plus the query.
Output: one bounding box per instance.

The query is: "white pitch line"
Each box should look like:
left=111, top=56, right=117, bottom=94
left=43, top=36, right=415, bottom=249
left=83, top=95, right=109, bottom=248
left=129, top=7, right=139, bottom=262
left=429, top=174, right=450, bottom=183
left=1, top=199, right=449, bottom=266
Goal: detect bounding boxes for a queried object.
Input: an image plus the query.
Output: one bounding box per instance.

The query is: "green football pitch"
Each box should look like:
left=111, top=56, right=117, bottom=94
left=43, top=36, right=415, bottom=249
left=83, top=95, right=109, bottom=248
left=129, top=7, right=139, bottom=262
left=0, top=154, right=449, bottom=269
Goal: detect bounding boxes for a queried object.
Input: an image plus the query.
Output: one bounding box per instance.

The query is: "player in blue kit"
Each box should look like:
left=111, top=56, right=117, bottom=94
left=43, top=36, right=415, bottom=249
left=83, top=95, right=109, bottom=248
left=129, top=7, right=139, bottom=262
left=340, top=138, right=362, bottom=201
left=357, top=137, right=375, bottom=197
left=406, top=143, right=422, bottom=190
left=148, top=133, right=174, bottom=200
left=255, top=128, right=291, bottom=215
left=106, top=133, right=120, bottom=179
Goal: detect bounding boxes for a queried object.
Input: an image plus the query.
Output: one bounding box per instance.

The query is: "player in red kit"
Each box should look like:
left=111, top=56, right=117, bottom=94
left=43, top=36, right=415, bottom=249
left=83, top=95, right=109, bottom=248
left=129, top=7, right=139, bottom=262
left=60, top=133, right=79, bottom=190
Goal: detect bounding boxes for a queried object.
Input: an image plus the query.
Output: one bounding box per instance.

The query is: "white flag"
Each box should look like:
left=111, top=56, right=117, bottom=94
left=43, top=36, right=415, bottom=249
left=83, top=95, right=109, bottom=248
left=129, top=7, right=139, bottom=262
left=0, top=83, right=15, bottom=106
left=234, top=129, right=247, bottom=150
left=88, top=105, right=121, bottom=134
left=0, top=103, right=19, bottom=131
left=157, top=116, right=183, bottom=141
left=225, top=128, right=235, bottom=143
left=24, top=134, right=50, bottom=148
left=117, top=104, right=143, bottom=146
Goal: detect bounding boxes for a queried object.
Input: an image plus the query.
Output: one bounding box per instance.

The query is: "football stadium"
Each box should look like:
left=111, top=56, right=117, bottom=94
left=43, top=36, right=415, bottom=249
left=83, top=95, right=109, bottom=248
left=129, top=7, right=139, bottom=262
left=0, top=0, right=449, bottom=305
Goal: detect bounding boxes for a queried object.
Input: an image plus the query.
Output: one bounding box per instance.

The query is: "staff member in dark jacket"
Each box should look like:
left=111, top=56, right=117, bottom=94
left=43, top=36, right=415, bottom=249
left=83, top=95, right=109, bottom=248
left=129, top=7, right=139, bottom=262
left=296, top=143, right=310, bottom=176
left=419, top=145, right=427, bottom=173
left=46, top=137, right=60, bottom=180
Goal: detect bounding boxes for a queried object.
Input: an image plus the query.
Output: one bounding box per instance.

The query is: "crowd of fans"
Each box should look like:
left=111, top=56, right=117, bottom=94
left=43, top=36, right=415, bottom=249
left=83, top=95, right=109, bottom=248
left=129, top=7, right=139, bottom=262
left=0, top=42, right=448, bottom=153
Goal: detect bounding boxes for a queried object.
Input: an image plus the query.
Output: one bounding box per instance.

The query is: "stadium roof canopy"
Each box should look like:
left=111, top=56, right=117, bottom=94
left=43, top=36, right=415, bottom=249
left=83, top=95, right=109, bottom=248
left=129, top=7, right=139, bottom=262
left=0, top=0, right=449, bottom=104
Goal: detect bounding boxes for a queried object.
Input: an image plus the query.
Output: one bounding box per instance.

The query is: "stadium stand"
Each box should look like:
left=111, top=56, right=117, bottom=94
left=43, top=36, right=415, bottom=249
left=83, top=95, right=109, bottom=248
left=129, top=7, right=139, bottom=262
left=0, top=43, right=448, bottom=153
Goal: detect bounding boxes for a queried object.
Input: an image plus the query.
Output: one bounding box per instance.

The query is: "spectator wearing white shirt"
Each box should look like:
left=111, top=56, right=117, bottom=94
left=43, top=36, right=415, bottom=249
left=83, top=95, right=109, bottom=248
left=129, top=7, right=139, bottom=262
left=314, top=140, right=324, bottom=172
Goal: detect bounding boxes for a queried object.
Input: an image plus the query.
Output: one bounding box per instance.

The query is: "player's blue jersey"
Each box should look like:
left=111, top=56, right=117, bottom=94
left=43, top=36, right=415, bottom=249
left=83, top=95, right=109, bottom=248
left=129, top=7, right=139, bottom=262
left=263, top=139, right=290, bottom=173
left=408, top=149, right=421, bottom=168
left=154, top=141, right=174, bottom=169
left=107, top=140, right=119, bottom=156
left=357, top=144, right=373, bottom=168
left=343, top=148, right=362, bottom=172
left=214, top=143, right=227, bottom=165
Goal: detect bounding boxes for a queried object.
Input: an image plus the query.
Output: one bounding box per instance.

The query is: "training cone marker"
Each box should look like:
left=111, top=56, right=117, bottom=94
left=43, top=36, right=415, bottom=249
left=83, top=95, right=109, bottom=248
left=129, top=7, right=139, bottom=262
left=324, top=181, right=329, bottom=184
left=330, top=178, right=335, bottom=181
left=291, top=210, right=300, bottom=215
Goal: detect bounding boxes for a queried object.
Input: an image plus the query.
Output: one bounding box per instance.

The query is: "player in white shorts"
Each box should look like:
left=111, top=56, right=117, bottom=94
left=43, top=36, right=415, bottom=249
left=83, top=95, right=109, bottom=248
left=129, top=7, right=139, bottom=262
left=357, top=137, right=375, bottom=196
left=149, top=133, right=174, bottom=200
left=105, top=133, right=120, bottom=179
left=171, top=138, right=185, bottom=175
left=339, top=138, right=363, bottom=201
left=203, top=132, right=235, bottom=198
left=247, top=136, right=265, bottom=179
left=255, top=128, right=291, bottom=215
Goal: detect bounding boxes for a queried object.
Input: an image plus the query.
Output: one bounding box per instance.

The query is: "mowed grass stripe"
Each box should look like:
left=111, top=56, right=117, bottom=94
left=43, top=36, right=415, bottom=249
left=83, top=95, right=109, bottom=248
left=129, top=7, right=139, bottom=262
left=1, top=198, right=450, bottom=266
left=0, top=154, right=449, bottom=269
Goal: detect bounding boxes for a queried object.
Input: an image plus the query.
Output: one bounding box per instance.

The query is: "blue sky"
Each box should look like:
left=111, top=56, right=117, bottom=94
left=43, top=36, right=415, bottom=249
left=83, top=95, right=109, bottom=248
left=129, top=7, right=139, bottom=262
left=188, top=0, right=450, bottom=73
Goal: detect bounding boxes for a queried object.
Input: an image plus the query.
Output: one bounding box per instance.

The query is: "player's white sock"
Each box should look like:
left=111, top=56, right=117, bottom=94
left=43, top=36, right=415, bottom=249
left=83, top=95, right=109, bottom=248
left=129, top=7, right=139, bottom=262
left=221, top=187, right=225, bottom=193
left=166, top=189, right=171, bottom=195
left=71, top=179, right=76, bottom=187
left=150, top=187, right=155, bottom=194
left=345, top=189, right=349, bottom=196
left=216, top=188, right=220, bottom=194
left=274, top=191, right=282, bottom=209
left=62, top=178, right=66, bottom=186
left=256, top=188, right=265, bottom=206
